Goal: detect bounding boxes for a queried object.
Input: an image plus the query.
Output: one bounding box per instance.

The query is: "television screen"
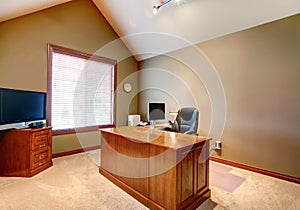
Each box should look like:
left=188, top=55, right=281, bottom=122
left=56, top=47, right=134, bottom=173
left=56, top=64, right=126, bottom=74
left=148, top=102, right=165, bottom=121
left=0, top=88, right=46, bottom=125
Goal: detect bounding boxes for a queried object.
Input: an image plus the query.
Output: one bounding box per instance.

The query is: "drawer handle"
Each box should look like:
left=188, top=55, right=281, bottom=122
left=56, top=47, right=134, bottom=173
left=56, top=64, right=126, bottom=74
left=39, top=154, right=45, bottom=160
left=38, top=161, right=45, bottom=166
left=39, top=144, right=46, bottom=148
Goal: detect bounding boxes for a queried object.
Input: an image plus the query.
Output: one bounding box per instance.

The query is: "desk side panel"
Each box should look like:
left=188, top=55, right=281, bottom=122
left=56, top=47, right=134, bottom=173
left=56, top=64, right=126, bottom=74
left=177, top=142, right=211, bottom=210
left=149, top=145, right=177, bottom=209
left=100, top=131, right=149, bottom=196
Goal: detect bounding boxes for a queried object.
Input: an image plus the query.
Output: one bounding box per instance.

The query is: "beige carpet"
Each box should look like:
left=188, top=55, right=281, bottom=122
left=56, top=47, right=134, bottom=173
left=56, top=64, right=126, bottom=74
left=205, top=162, right=300, bottom=210
left=0, top=152, right=147, bottom=210
left=0, top=151, right=299, bottom=210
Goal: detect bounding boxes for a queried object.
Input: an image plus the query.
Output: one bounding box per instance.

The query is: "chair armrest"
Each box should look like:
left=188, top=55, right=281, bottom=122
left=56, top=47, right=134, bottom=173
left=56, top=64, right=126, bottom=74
left=171, top=120, right=179, bottom=132
left=184, top=130, right=198, bottom=135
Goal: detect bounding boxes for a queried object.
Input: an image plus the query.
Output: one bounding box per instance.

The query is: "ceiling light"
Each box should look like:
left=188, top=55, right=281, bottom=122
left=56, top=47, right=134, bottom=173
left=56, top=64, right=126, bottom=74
left=153, top=5, right=160, bottom=15
left=152, top=0, right=173, bottom=14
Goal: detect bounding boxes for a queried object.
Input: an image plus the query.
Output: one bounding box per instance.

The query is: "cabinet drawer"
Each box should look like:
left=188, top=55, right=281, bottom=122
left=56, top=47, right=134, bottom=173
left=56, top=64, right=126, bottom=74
left=31, top=148, right=51, bottom=169
left=31, top=133, right=49, bottom=150
left=34, top=129, right=50, bottom=136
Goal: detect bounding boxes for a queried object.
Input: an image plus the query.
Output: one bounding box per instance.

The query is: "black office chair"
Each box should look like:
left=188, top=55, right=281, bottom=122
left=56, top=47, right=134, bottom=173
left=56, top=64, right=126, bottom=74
left=171, top=107, right=199, bottom=135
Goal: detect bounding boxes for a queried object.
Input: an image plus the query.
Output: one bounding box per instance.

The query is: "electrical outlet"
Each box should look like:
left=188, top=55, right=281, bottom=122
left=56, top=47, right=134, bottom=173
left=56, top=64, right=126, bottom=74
left=215, top=141, right=222, bottom=150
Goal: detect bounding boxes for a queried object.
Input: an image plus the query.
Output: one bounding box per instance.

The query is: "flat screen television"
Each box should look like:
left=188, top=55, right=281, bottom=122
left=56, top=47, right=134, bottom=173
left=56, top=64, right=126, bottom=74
left=0, top=88, right=46, bottom=128
left=148, top=102, right=165, bottom=121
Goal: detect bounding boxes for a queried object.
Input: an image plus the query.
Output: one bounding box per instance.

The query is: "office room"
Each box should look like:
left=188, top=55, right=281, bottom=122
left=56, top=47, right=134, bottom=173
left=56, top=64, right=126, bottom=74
left=0, top=0, right=299, bottom=209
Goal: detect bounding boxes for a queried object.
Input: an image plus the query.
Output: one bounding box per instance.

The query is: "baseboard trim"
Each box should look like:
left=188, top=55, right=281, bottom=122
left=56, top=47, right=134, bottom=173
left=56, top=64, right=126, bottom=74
left=52, top=145, right=101, bottom=159
left=210, top=156, right=300, bottom=185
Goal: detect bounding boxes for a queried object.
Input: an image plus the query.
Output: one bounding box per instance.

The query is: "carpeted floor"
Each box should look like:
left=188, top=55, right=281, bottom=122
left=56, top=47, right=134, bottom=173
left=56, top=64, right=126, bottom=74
left=0, top=151, right=146, bottom=210
left=0, top=150, right=299, bottom=210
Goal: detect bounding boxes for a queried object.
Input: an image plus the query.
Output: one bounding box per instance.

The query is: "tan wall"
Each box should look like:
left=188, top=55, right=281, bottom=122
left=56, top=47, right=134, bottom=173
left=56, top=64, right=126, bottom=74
left=0, top=0, right=138, bottom=154
left=139, top=14, right=300, bottom=178
left=138, top=55, right=212, bottom=135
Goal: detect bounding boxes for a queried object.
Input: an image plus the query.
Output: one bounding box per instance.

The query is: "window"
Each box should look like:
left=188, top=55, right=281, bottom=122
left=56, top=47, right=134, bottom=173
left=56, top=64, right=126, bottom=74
left=47, top=44, right=116, bottom=135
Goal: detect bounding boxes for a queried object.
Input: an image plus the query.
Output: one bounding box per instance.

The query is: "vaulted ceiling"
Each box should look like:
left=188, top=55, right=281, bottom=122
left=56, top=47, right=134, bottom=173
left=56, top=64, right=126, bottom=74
left=1, top=0, right=300, bottom=60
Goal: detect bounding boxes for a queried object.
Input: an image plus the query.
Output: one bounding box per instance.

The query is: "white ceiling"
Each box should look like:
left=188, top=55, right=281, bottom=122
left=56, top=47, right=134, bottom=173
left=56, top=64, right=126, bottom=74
left=1, top=0, right=300, bottom=60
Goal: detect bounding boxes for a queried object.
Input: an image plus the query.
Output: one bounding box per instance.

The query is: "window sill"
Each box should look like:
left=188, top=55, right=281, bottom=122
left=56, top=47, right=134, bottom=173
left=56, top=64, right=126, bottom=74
left=52, top=124, right=115, bottom=136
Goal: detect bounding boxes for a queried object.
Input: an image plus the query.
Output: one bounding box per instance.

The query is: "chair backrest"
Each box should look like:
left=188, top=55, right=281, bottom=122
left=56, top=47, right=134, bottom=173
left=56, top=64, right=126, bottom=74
left=172, top=107, right=199, bottom=135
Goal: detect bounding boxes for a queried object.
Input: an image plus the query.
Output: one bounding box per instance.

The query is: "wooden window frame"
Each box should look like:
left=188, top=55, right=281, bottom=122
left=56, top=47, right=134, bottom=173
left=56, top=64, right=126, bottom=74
left=47, top=44, right=117, bottom=136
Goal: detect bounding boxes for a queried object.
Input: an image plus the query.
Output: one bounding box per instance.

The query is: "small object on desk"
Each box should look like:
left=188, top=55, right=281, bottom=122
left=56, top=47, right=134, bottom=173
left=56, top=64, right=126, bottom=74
left=128, top=114, right=141, bottom=126
left=149, top=120, right=156, bottom=129
left=137, top=121, right=149, bottom=126
left=164, top=127, right=172, bottom=131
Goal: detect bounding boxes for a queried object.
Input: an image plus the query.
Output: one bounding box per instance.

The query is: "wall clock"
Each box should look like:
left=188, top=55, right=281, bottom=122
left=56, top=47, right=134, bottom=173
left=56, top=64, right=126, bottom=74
left=123, top=82, right=132, bottom=93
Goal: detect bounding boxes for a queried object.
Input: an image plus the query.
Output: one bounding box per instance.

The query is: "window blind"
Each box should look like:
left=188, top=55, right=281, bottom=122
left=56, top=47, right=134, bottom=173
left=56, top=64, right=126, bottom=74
left=50, top=50, right=114, bottom=131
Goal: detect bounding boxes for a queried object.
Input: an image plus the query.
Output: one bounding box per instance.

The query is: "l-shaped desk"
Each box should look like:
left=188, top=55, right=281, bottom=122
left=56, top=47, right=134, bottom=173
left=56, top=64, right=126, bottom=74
left=99, top=126, right=211, bottom=210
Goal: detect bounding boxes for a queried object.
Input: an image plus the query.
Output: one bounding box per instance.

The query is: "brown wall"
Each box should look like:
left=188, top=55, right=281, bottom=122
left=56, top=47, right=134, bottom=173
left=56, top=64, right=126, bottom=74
left=139, top=14, right=300, bottom=178
left=0, top=0, right=138, bottom=154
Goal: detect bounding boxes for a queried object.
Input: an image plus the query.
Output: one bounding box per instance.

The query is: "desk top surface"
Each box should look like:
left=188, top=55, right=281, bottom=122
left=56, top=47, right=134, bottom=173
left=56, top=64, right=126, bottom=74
left=100, top=126, right=211, bottom=150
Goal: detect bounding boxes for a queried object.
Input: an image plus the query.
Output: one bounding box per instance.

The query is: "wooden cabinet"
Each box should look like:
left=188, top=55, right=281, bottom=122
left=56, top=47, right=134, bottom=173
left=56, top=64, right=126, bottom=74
left=177, top=144, right=210, bottom=209
left=0, top=127, right=53, bottom=177
left=100, top=126, right=211, bottom=210
left=147, top=139, right=210, bottom=209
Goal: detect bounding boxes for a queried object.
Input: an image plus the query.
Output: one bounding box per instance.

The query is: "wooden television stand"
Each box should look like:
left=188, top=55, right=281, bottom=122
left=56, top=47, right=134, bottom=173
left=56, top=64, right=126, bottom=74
left=0, top=126, right=53, bottom=177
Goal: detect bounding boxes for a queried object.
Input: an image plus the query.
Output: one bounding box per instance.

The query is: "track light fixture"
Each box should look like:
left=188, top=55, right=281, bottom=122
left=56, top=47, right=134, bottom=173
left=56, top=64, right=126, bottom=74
left=153, top=0, right=174, bottom=14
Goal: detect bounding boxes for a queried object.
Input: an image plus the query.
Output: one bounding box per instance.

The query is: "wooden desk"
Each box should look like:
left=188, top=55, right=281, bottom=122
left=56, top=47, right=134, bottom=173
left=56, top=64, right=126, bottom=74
left=99, top=126, right=211, bottom=210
